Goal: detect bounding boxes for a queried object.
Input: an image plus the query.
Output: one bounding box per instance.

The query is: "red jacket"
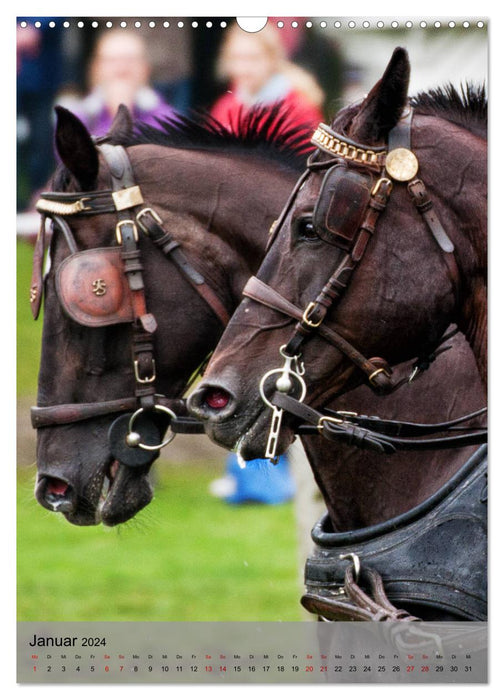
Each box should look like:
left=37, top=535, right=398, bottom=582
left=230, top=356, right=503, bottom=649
left=211, top=89, right=323, bottom=144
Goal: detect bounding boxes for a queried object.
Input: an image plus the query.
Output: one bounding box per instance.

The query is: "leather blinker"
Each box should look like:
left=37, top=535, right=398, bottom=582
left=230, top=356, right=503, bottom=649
left=313, top=164, right=372, bottom=249
left=56, top=248, right=134, bottom=327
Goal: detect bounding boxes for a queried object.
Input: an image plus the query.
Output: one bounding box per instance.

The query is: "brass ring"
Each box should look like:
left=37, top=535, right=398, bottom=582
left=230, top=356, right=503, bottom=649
left=368, top=367, right=388, bottom=386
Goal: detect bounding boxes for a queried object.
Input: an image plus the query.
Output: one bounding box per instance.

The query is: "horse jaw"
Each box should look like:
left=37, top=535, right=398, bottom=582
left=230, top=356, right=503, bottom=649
left=99, top=462, right=153, bottom=526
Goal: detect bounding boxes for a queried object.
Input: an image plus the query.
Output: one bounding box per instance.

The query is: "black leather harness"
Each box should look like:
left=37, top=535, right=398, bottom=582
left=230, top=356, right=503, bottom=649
left=302, top=445, right=487, bottom=621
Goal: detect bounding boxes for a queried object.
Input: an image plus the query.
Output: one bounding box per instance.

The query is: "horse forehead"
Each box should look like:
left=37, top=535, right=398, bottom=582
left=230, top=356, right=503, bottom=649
left=287, top=173, right=324, bottom=217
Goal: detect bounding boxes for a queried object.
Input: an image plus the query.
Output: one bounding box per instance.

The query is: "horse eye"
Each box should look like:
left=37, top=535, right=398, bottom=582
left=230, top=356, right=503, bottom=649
left=294, top=217, right=318, bottom=241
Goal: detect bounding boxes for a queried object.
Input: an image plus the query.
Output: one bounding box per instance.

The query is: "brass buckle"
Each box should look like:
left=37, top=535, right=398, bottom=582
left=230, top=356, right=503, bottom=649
left=302, top=301, right=323, bottom=328
left=78, top=196, right=92, bottom=212
left=136, top=207, right=163, bottom=234
left=372, top=177, right=393, bottom=197
left=134, top=359, right=156, bottom=384
left=115, top=219, right=139, bottom=245
left=317, top=415, right=343, bottom=434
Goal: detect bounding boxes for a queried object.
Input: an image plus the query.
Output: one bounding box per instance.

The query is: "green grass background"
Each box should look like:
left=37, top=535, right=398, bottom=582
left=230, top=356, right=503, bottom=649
left=17, top=239, right=303, bottom=621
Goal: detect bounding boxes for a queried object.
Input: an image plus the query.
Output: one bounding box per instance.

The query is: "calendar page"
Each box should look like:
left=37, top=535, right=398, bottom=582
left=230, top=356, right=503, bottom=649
left=16, top=15, right=488, bottom=685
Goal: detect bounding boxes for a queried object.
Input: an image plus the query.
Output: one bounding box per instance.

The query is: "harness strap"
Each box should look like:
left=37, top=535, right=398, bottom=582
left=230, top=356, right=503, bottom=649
left=302, top=566, right=419, bottom=622
left=29, top=215, right=46, bottom=320
left=408, top=178, right=461, bottom=305
left=35, top=190, right=117, bottom=216
left=136, top=209, right=230, bottom=326
left=30, top=396, right=205, bottom=433
left=99, top=144, right=158, bottom=409
left=271, top=391, right=487, bottom=453
left=284, top=176, right=393, bottom=359
left=243, top=276, right=394, bottom=392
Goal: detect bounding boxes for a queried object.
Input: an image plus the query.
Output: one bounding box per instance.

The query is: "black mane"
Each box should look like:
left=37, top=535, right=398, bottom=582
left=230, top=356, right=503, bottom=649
left=411, top=82, right=487, bottom=139
left=113, top=104, right=313, bottom=172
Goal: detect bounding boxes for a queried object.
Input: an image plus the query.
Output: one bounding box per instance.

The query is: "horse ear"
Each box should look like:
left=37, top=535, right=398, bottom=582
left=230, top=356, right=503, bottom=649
left=55, top=106, right=99, bottom=190
left=106, top=104, right=133, bottom=142
left=347, top=47, right=410, bottom=144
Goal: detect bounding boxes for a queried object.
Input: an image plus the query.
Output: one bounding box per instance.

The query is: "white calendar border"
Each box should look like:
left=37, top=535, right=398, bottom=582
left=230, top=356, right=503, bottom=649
left=5, top=3, right=501, bottom=698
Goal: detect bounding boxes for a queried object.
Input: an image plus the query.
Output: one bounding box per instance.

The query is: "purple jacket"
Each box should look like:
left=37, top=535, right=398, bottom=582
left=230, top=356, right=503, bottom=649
left=73, top=86, right=176, bottom=136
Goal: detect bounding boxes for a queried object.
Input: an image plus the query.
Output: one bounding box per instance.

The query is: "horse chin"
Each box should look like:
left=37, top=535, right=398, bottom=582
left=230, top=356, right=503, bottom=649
left=44, top=458, right=153, bottom=527
left=99, top=461, right=153, bottom=526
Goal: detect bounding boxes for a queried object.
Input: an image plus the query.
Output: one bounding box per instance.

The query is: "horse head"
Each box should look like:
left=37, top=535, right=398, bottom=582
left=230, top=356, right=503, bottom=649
left=31, top=104, right=306, bottom=525
left=189, top=48, right=487, bottom=461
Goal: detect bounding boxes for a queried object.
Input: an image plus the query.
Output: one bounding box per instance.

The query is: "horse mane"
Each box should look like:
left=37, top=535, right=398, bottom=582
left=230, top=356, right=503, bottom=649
left=410, top=82, right=487, bottom=140
left=114, top=103, right=313, bottom=172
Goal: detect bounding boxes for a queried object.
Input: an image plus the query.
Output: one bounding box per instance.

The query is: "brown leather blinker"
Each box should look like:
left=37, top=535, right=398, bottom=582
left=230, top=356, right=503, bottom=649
left=56, top=248, right=134, bottom=327
left=313, top=164, right=373, bottom=249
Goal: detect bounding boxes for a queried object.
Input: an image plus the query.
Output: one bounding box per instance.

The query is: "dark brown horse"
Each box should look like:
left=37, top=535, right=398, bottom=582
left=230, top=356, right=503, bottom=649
left=31, top=105, right=309, bottom=526
left=189, top=48, right=486, bottom=463
left=32, top=67, right=485, bottom=578
left=188, top=49, right=487, bottom=619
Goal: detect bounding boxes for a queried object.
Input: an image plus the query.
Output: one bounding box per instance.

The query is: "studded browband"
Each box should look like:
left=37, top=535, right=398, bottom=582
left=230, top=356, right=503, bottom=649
left=311, top=124, right=388, bottom=169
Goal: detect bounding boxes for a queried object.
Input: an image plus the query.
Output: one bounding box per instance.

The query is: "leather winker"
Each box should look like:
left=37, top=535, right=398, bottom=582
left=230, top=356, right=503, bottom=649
left=56, top=248, right=134, bottom=327
left=313, top=164, right=372, bottom=249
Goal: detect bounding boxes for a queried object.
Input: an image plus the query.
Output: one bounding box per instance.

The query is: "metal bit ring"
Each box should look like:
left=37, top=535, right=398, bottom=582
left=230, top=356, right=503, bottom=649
left=259, top=368, right=307, bottom=410
left=127, top=405, right=177, bottom=451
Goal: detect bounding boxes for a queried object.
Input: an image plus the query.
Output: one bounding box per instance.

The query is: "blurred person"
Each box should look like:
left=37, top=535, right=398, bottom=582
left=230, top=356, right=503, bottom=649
left=211, top=23, right=323, bottom=133
left=17, top=20, right=66, bottom=210
left=271, top=17, right=344, bottom=118
left=62, top=29, right=176, bottom=136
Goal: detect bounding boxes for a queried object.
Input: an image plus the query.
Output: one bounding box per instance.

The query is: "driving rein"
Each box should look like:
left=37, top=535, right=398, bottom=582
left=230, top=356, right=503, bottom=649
left=245, top=107, right=487, bottom=460
left=30, top=140, right=220, bottom=463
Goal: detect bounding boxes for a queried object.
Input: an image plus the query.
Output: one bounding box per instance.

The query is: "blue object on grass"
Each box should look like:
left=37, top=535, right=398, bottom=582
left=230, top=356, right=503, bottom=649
left=224, top=452, right=295, bottom=504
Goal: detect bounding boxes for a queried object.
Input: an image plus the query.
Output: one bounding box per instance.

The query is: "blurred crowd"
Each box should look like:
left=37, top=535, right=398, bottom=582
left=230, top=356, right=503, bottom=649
left=17, top=18, right=346, bottom=212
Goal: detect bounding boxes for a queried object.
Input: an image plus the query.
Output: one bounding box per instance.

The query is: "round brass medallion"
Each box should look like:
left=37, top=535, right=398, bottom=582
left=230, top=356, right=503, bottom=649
left=385, top=148, right=419, bottom=181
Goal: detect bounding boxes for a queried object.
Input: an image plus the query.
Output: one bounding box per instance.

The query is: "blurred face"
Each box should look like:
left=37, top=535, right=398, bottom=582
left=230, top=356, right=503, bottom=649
left=224, top=35, right=276, bottom=97
left=93, top=33, right=149, bottom=90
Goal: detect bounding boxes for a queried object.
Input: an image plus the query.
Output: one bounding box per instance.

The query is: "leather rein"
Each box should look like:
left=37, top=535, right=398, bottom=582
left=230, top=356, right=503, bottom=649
left=246, top=107, right=487, bottom=459
left=30, top=140, right=221, bottom=447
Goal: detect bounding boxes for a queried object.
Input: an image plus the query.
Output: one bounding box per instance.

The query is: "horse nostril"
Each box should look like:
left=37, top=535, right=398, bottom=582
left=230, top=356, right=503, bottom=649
left=36, top=476, right=75, bottom=513
left=46, top=478, right=69, bottom=497
left=204, top=388, right=231, bottom=410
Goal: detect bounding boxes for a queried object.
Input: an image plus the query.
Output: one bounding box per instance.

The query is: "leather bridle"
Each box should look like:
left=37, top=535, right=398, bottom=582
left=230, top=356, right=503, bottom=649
left=244, top=108, right=487, bottom=622
left=243, top=107, right=487, bottom=460
left=30, top=141, right=222, bottom=458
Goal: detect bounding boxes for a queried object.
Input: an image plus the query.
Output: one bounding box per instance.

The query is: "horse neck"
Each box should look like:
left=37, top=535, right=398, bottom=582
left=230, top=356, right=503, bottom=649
left=415, top=116, right=487, bottom=387
left=452, top=185, right=487, bottom=387
left=301, top=332, right=486, bottom=530
left=461, top=276, right=487, bottom=387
